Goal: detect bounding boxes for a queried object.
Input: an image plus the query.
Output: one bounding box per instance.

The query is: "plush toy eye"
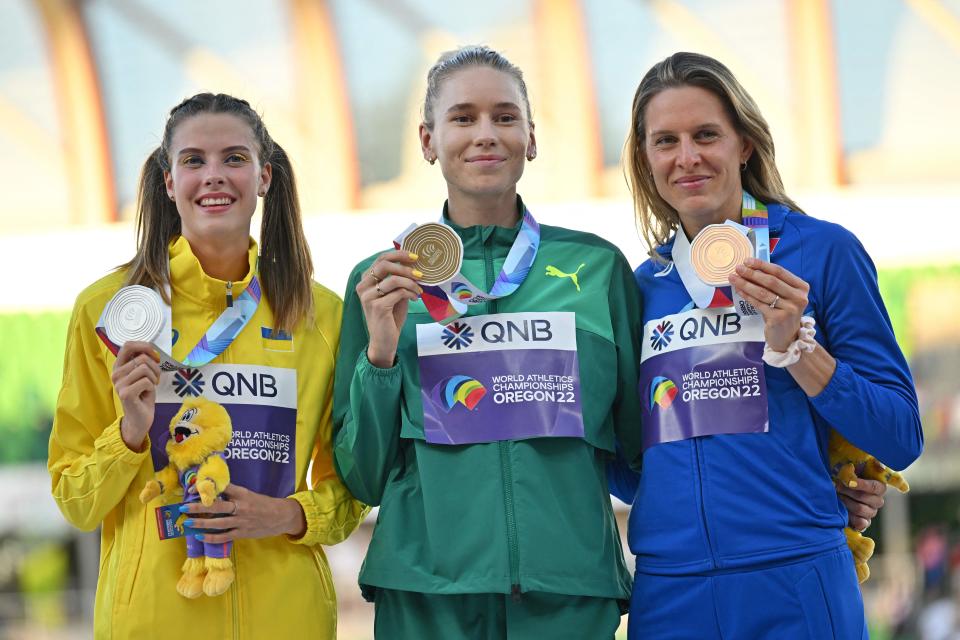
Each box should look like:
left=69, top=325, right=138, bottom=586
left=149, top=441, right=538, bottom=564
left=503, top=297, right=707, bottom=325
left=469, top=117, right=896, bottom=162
left=181, top=407, right=198, bottom=422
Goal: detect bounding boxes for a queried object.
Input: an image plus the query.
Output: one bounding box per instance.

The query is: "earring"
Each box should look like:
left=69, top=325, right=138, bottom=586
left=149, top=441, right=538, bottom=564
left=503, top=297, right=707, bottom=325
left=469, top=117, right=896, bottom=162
left=428, top=156, right=436, bottom=165
left=526, top=151, right=536, bottom=161
left=740, top=161, right=747, bottom=172
left=258, top=189, right=267, bottom=197
left=168, top=194, right=175, bottom=201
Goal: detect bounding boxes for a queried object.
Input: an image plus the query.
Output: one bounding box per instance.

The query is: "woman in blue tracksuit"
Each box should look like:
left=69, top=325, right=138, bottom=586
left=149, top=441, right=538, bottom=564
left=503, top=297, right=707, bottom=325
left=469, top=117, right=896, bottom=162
left=615, top=52, right=923, bottom=639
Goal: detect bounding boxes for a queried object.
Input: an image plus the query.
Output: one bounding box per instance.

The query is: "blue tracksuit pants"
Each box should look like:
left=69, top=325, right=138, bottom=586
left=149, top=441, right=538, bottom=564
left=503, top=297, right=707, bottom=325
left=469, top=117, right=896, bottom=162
left=628, top=546, right=868, bottom=639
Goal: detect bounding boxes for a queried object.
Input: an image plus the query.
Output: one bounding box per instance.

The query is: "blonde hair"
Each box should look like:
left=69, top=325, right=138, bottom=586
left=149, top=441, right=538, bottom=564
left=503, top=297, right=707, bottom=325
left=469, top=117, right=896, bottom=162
left=123, top=93, right=313, bottom=332
left=624, top=52, right=803, bottom=255
left=422, top=45, right=532, bottom=129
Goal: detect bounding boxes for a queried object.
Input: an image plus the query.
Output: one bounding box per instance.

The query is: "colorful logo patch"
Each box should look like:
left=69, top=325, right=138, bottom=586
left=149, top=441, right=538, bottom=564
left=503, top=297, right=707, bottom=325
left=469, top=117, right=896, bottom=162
left=441, top=321, right=474, bottom=350
left=451, top=281, right=473, bottom=301
left=173, top=368, right=205, bottom=397
left=650, top=320, right=674, bottom=351
left=649, top=376, right=678, bottom=410
left=431, top=375, right=487, bottom=412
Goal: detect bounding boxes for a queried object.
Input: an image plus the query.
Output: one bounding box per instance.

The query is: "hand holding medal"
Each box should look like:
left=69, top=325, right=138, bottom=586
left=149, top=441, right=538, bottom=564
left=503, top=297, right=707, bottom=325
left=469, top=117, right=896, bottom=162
left=99, top=285, right=163, bottom=451
left=358, top=249, right=423, bottom=369
left=728, top=256, right=812, bottom=353
left=111, top=340, right=162, bottom=452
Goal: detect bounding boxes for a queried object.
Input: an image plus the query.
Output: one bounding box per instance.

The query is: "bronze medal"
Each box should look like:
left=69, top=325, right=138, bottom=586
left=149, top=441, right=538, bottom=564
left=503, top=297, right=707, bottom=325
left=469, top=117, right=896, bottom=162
left=401, top=223, right=463, bottom=285
left=690, top=224, right=753, bottom=286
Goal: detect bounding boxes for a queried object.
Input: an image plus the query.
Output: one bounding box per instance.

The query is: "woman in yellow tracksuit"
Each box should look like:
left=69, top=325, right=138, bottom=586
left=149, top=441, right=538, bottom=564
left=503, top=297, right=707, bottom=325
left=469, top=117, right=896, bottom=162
left=48, top=93, right=367, bottom=638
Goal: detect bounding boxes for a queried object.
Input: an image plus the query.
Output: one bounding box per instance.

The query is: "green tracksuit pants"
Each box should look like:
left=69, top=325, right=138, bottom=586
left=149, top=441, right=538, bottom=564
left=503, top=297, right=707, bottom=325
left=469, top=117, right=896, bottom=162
left=373, top=588, right=623, bottom=639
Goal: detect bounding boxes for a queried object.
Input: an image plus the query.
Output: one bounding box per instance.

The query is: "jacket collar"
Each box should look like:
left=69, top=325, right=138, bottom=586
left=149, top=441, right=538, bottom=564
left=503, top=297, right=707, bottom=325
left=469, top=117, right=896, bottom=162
left=168, top=235, right=259, bottom=308
left=441, top=195, right=526, bottom=256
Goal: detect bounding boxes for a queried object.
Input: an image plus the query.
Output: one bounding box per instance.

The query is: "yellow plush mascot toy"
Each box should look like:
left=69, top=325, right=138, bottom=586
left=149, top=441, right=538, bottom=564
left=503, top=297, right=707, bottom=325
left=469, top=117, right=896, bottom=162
left=139, top=396, right=234, bottom=598
left=829, top=430, right=909, bottom=583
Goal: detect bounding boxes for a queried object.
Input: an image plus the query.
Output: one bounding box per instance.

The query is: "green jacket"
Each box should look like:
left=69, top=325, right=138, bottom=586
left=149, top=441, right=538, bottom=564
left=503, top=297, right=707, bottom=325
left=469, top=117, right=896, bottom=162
left=333, top=205, right=643, bottom=602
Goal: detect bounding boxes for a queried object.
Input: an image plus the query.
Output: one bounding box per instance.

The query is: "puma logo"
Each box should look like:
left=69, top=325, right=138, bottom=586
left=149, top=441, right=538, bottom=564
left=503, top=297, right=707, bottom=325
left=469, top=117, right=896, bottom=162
left=545, top=263, right=586, bottom=292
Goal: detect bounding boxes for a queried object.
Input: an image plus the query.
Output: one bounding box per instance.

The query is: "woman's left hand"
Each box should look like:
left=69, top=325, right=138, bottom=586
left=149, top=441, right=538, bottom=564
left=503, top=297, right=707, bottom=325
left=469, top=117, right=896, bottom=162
left=729, top=257, right=811, bottom=351
left=180, top=483, right=307, bottom=543
left=837, top=478, right=887, bottom=532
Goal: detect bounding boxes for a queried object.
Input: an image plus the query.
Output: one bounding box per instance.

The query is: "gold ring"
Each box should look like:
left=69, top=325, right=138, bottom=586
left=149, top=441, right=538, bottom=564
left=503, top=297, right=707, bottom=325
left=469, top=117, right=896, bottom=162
left=769, top=295, right=780, bottom=309
left=376, top=283, right=385, bottom=297
left=369, top=270, right=382, bottom=284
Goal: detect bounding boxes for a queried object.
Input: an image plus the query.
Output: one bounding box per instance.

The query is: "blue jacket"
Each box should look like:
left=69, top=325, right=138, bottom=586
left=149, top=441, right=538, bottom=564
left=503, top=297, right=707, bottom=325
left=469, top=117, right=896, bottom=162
left=612, top=204, right=922, bottom=575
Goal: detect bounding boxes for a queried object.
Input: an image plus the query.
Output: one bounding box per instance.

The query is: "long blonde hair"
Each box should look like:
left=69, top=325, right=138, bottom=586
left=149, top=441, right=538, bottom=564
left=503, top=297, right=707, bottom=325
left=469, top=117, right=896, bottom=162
left=624, top=52, right=803, bottom=255
left=122, top=93, right=313, bottom=332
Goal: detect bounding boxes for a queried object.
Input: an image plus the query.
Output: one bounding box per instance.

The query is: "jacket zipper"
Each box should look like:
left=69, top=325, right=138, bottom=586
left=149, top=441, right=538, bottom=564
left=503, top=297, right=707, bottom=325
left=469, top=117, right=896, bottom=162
left=485, top=233, right=522, bottom=600
left=219, top=292, right=239, bottom=639
left=694, top=439, right=718, bottom=568
left=231, top=546, right=240, bottom=639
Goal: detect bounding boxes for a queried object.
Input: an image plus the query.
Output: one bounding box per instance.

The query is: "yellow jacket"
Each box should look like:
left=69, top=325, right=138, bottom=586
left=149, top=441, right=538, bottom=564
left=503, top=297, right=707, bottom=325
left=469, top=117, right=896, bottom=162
left=48, top=236, right=367, bottom=639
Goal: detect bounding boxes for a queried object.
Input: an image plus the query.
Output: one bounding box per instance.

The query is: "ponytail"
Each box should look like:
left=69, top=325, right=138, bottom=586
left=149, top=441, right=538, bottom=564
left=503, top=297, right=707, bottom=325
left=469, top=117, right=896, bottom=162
left=122, top=147, right=180, bottom=303
left=260, top=143, right=314, bottom=332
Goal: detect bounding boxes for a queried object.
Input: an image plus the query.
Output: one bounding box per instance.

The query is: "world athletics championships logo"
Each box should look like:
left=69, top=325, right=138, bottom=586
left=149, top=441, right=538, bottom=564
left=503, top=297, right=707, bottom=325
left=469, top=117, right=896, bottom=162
left=441, top=321, right=474, bottom=350
left=431, top=375, right=487, bottom=413
left=649, top=376, right=678, bottom=410
left=173, top=368, right=205, bottom=397
left=451, top=281, right=473, bottom=301
left=650, top=320, right=674, bottom=351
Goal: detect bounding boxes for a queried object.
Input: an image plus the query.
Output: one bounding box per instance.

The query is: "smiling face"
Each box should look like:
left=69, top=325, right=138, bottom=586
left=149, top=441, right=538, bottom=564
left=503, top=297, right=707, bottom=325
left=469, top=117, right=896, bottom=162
left=164, top=113, right=271, bottom=249
left=420, top=66, right=535, bottom=205
left=643, top=85, right=752, bottom=237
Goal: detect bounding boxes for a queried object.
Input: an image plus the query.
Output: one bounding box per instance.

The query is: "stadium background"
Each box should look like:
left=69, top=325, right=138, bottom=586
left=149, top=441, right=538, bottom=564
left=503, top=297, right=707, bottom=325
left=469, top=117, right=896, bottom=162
left=1, top=0, right=958, bottom=637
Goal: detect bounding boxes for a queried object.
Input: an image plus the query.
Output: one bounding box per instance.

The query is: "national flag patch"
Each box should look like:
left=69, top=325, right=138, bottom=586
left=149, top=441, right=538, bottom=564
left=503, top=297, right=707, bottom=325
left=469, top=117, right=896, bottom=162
left=261, top=327, right=293, bottom=352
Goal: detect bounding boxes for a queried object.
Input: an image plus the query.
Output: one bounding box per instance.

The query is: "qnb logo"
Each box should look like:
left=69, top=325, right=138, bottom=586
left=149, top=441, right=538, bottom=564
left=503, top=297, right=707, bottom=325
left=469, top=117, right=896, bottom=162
left=650, top=320, right=674, bottom=351
left=173, top=368, right=205, bottom=397
left=442, top=321, right=475, bottom=350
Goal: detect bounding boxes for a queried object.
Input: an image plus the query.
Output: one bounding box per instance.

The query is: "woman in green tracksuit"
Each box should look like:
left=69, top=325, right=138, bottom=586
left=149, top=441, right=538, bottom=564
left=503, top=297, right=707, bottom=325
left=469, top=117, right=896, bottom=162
left=332, top=46, right=644, bottom=638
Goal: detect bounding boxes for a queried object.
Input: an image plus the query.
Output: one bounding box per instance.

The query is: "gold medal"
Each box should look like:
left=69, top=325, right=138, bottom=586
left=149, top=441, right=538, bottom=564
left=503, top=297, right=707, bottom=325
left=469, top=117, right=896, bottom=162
left=690, top=224, right=753, bottom=286
left=401, top=223, right=463, bottom=285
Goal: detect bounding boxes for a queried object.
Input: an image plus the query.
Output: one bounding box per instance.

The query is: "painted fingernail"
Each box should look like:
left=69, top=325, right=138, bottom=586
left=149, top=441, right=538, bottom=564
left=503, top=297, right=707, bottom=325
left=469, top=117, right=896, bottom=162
left=408, top=252, right=419, bottom=260
left=195, top=533, right=204, bottom=541
left=412, top=269, right=424, bottom=279
left=178, top=505, right=190, bottom=513
left=183, top=519, right=195, bottom=527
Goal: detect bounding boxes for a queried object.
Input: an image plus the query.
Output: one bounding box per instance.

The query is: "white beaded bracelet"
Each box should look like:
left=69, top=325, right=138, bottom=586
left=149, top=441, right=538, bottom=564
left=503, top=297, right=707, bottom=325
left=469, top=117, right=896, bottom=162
left=762, top=316, right=817, bottom=367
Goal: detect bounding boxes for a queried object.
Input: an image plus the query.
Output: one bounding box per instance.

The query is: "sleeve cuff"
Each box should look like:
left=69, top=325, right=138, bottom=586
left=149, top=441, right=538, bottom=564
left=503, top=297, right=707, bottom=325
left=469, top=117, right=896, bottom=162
left=96, top=418, right=152, bottom=465
left=285, top=490, right=370, bottom=547
left=285, top=492, right=318, bottom=545
left=809, top=359, right=851, bottom=411
left=357, top=349, right=401, bottom=379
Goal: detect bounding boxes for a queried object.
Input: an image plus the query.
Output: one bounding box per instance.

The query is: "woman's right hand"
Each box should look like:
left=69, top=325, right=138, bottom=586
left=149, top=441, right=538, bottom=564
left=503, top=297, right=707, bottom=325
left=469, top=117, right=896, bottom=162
left=112, top=341, right=161, bottom=452
left=357, top=250, right=422, bottom=368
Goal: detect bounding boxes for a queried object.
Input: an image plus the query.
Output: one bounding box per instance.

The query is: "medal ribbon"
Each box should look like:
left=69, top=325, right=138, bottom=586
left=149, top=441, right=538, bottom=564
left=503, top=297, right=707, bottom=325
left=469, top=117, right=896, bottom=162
left=672, top=192, right=770, bottom=309
left=96, top=275, right=261, bottom=370
left=394, top=208, right=541, bottom=324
